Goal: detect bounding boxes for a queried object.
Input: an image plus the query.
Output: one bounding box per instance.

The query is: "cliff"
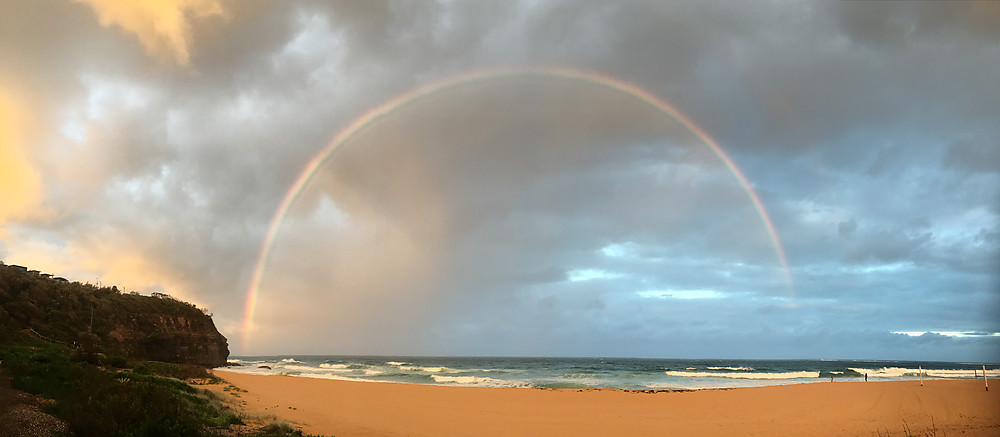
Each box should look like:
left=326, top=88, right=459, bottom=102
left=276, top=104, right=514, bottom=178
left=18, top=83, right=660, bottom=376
left=0, top=263, right=229, bottom=367
left=97, top=293, right=230, bottom=367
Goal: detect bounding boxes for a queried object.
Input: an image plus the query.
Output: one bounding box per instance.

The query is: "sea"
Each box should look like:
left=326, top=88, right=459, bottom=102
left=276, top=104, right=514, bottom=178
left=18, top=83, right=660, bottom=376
left=220, top=356, right=1000, bottom=390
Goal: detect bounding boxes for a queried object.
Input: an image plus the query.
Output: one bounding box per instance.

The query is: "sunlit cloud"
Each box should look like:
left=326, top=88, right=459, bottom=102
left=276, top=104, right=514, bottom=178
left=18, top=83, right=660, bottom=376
left=636, top=289, right=725, bottom=300
left=599, top=242, right=632, bottom=258
left=74, top=0, right=227, bottom=65
left=4, top=226, right=209, bottom=309
left=0, top=90, right=44, bottom=235
left=893, top=331, right=1000, bottom=338
left=842, top=262, right=915, bottom=274
left=567, top=269, right=625, bottom=282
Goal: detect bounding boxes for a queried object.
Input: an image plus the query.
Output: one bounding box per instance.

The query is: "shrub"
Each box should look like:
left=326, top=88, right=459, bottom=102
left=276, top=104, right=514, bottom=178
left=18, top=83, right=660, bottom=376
left=133, top=363, right=153, bottom=375
left=0, top=344, right=240, bottom=437
left=102, top=354, right=131, bottom=368
left=141, top=360, right=210, bottom=380
left=260, top=422, right=304, bottom=436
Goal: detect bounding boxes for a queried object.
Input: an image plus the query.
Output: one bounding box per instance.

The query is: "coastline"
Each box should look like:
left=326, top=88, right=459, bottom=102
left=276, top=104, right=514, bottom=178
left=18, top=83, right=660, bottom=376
left=221, top=356, right=1000, bottom=390
left=211, top=369, right=1000, bottom=436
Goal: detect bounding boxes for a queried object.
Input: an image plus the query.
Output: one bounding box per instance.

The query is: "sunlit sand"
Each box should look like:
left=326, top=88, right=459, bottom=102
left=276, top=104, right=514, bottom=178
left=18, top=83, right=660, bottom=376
left=211, top=370, right=999, bottom=436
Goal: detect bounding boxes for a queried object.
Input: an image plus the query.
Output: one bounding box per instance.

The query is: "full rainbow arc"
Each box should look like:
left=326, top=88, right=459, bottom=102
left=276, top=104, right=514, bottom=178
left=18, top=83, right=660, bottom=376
left=241, top=66, right=794, bottom=352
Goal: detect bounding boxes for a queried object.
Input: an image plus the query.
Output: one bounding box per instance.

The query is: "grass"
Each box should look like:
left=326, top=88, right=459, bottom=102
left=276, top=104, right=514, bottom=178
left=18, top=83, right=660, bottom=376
left=875, top=418, right=944, bottom=437
left=0, top=263, right=227, bottom=368
left=0, top=264, right=317, bottom=435
left=0, top=341, right=243, bottom=436
left=0, top=341, right=327, bottom=436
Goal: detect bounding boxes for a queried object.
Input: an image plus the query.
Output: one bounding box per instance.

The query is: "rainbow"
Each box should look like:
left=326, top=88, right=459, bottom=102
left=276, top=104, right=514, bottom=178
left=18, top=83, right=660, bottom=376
left=241, top=66, right=793, bottom=352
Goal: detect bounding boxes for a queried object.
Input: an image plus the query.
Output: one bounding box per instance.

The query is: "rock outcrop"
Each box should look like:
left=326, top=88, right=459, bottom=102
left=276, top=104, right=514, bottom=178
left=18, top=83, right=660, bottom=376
left=102, top=302, right=230, bottom=368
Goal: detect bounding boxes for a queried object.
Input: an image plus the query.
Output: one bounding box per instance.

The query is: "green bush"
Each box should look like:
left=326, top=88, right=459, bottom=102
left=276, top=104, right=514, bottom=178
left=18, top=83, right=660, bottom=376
left=1, top=343, right=87, bottom=400
left=141, top=360, right=210, bottom=379
left=0, top=263, right=224, bottom=368
left=101, top=354, right=132, bottom=368
left=133, top=363, right=153, bottom=375
left=260, top=422, right=305, bottom=436
left=0, top=344, right=241, bottom=437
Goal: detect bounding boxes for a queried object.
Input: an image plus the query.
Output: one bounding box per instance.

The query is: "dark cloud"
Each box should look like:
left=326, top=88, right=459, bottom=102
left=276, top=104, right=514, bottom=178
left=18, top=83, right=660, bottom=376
left=833, top=1, right=1000, bottom=48
left=0, top=0, right=996, bottom=361
left=843, top=226, right=933, bottom=265
left=838, top=220, right=857, bottom=240
left=945, top=139, right=1000, bottom=174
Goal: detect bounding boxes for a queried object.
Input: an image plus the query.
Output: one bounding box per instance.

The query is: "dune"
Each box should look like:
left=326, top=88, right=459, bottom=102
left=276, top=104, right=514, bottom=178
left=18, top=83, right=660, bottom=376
left=210, top=370, right=999, bottom=436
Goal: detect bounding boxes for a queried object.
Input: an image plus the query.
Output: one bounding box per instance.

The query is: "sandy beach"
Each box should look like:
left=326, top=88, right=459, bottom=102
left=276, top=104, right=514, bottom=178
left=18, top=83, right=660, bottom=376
left=211, top=370, right=999, bottom=436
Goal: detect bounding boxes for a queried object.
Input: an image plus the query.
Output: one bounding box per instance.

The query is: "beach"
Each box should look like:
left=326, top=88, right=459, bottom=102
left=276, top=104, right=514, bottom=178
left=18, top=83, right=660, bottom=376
left=211, top=370, right=1000, bottom=436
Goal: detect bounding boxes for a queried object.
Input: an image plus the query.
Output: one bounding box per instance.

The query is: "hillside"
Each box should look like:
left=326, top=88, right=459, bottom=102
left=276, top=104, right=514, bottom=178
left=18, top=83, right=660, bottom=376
left=0, top=262, right=229, bottom=367
left=0, top=263, right=316, bottom=436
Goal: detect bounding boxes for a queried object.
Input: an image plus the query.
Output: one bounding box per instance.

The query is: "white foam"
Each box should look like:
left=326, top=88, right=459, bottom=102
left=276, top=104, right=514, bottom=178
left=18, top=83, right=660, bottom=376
left=298, top=373, right=370, bottom=383
left=401, top=366, right=456, bottom=373
left=706, top=366, right=754, bottom=372
left=278, top=364, right=328, bottom=373
left=923, top=369, right=998, bottom=378
left=316, top=363, right=375, bottom=374
left=430, top=375, right=528, bottom=388
left=848, top=367, right=917, bottom=378
left=642, top=382, right=685, bottom=390
left=664, top=370, right=819, bottom=380
left=280, top=358, right=303, bottom=363
left=219, top=369, right=385, bottom=384
left=849, top=367, right=1000, bottom=378
left=386, top=361, right=408, bottom=366
left=218, top=366, right=279, bottom=376
left=326, top=369, right=359, bottom=374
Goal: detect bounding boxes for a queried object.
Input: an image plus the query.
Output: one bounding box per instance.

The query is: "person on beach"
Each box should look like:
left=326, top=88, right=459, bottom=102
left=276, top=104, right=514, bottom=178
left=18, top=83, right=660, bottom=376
left=865, top=373, right=868, bottom=382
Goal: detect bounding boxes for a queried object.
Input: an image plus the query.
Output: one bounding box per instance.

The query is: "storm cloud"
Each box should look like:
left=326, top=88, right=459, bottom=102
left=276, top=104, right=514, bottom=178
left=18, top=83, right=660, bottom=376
left=0, top=0, right=997, bottom=361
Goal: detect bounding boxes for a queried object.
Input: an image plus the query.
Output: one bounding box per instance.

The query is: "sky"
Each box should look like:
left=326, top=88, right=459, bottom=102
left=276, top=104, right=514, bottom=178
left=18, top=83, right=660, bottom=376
left=1, top=0, right=998, bottom=362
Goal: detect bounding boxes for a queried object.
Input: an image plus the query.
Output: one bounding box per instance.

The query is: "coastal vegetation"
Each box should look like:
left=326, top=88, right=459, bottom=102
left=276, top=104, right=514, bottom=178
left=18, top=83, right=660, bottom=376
left=1, top=340, right=239, bottom=435
left=0, top=262, right=314, bottom=436
left=0, top=263, right=228, bottom=367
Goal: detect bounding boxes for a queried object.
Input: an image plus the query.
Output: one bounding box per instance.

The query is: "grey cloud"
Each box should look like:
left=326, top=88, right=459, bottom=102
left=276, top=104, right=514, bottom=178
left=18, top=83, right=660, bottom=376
left=838, top=220, right=857, bottom=240
left=832, top=1, right=1000, bottom=48
left=1, top=0, right=997, bottom=360
left=945, top=139, right=1000, bottom=174
left=0, top=1, right=137, bottom=94
left=242, top=74, right=798, bottom=351
left=843, top=227, right=933, bottom=265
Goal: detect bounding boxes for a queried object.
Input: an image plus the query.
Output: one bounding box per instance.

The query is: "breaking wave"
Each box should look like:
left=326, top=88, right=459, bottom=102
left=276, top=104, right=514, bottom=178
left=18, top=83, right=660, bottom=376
left=401, top=366, right=458, bottom=373
left=664, top=370, right=820, bottom=380
left=430, top=375, right=529, bottom=388
left=218, top=357, right=999, bottom=389
left=849, top=367, right=1000, bottom=378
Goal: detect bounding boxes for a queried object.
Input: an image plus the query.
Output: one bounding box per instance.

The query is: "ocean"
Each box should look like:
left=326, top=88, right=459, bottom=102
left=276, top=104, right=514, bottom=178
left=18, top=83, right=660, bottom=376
left=220, top=356, right=1000, bottom=390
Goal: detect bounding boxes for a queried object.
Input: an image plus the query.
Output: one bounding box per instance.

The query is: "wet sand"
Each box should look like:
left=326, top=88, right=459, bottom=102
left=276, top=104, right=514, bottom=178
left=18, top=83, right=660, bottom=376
left=210, top=370, right=1000, bottom=436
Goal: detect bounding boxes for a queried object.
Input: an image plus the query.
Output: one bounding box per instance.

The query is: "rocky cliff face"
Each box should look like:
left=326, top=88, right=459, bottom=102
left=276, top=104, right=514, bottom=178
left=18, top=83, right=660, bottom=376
left=105, top=308, right=230, bottom=368
left=0, top=263, right=230, bottom=367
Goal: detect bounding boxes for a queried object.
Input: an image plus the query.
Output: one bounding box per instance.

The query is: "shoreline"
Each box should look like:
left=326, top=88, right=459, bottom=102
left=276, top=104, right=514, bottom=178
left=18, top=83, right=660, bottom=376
left=219, top=356, right=1000, bottom=391
left=210, top=369, right=1000, bottom=436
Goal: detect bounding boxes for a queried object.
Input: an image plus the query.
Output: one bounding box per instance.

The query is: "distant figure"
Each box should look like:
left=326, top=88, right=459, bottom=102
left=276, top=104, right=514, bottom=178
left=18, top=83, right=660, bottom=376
left=865, top=373, right=868, bottom=382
